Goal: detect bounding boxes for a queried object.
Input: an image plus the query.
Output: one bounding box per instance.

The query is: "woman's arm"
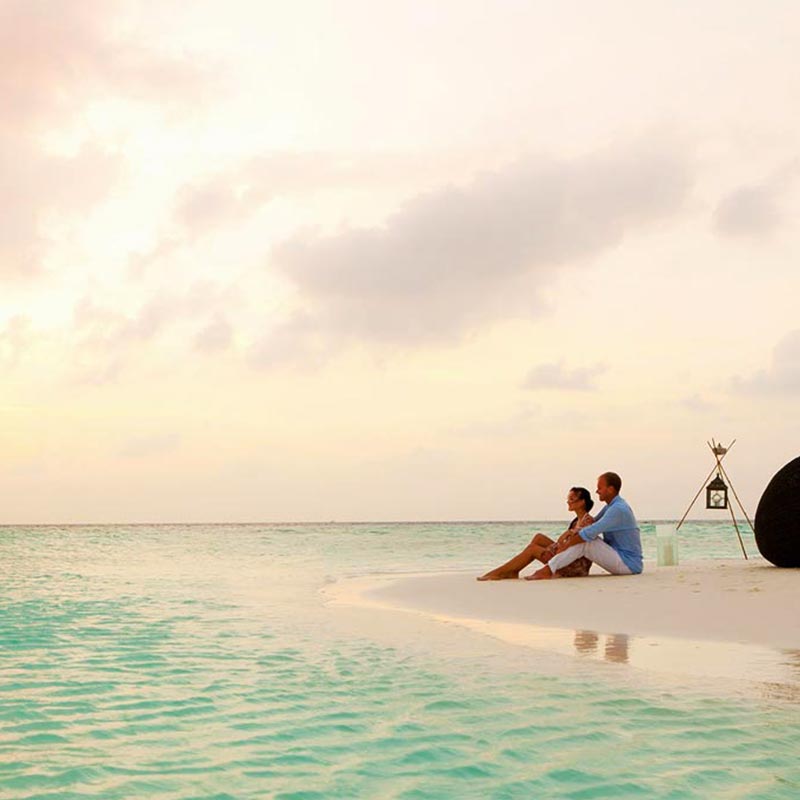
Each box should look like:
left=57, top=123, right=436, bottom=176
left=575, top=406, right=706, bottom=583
left=555, top=520, right=574, bottom=546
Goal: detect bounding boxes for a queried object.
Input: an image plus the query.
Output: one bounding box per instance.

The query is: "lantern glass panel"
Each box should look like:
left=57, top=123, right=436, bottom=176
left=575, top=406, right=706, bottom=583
left=705, top=476, right=728, bottom=509
left=709, top=490, right=725, bottom=508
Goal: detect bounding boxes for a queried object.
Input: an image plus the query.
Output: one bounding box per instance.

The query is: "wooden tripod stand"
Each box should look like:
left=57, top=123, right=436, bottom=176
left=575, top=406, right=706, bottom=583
left=675, top=439, right=753, bottom=559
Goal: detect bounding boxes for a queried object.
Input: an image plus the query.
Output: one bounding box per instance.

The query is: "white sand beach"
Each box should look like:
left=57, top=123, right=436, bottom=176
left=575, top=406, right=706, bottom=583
left=326, top=559, right=800, bottom=690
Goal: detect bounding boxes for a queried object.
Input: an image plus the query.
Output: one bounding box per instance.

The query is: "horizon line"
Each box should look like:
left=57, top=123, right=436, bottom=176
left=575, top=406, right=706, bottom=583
left=0, top=518, right=754, bottom=528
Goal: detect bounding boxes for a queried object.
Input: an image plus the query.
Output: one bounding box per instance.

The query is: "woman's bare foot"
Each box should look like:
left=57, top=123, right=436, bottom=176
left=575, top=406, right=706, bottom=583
left=477, top=570, right=519, bottom=581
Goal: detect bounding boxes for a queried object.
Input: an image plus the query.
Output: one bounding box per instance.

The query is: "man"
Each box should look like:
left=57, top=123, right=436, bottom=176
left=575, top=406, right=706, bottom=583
left=529, top=472, right=643, bottom=579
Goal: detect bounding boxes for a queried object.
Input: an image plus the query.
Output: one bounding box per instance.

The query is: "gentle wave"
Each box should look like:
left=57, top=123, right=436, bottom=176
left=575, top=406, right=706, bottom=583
left=1, top=522, right=797, bottom=799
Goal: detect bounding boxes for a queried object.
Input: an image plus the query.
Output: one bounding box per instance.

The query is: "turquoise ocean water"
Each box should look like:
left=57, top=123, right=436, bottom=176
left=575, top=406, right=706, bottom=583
left=2, top=521, right=799, bottom=799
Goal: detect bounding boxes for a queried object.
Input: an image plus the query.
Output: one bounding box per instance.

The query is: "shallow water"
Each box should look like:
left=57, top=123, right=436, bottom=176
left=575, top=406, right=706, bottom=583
left=2, top=521, right=799, bottom=798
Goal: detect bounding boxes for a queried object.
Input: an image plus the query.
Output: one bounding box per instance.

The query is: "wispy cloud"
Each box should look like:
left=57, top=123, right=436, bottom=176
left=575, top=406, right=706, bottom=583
left=0, top=137, right=121, bottom=277
left=0, top=0, right=215, bottom=278
left=731, top=329, right=800, bottom=394
left=450, top=405, right=541, bottom=437
left=713, top=162, right=799, bottom=239
left=71, top=282, right=240, bottom=383
left=117, top=433, right=182, bottom=459
left=194, top=316, right=234, bottom=354
left=248, top=312, right=334, bottom=370
left=521, top=362, right=606, bottom=392
left=0, top=0, right=212, bottom=135
left=713, top=185, right=782, bottom=238
left=131, top=151, right=452, bottom=276
left=682, top=393, right=716, bottom=413
left=0, top=315, right=32, bottom=367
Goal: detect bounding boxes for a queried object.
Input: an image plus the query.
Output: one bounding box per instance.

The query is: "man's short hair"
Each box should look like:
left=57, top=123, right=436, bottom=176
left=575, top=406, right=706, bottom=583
left=600, top=471, right=622, bottom=492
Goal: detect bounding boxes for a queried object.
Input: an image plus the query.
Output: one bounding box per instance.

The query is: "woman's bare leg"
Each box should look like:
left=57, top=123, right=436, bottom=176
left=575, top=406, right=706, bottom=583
left=477, top=534, right=554, bottom=580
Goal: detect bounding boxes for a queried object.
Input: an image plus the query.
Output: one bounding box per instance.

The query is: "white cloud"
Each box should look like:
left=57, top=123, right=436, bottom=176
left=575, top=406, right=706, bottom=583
left=260, top=140, right=691, bottom=363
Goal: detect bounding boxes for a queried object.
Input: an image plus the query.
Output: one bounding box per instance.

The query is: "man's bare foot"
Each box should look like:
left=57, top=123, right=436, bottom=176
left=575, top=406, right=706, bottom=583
left=524, top=566, right=554, bottom=581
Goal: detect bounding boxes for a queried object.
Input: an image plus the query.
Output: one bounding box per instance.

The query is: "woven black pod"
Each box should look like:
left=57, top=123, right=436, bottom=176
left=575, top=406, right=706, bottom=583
left=754, top=456, right=800, bottom=567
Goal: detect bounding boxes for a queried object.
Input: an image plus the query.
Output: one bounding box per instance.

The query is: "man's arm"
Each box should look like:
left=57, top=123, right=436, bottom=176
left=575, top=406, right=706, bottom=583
left=578, top=503, right=626, bottom=542
left=555, top=530, right=585, bottom=552
left=554, top=511, right=599, bottom=553
left=554, top=515, right=590, bottom=546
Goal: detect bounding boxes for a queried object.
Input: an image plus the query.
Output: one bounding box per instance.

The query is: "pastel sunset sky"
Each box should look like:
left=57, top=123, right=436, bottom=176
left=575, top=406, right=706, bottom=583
left=2, top=0, right=798, bottom=523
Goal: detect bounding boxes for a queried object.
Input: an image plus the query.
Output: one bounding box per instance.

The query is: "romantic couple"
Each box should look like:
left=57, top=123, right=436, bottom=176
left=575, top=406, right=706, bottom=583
left=478, top=472, right=643, bottom=581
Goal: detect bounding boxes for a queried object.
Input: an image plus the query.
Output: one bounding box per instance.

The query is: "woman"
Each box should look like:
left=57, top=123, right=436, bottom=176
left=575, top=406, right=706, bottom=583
left=477, top=487, right=595, bottom=580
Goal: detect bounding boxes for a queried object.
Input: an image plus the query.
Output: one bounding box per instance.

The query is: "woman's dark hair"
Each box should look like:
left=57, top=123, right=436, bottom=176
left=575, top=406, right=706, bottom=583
left=571, top=486, right=594, bottom=512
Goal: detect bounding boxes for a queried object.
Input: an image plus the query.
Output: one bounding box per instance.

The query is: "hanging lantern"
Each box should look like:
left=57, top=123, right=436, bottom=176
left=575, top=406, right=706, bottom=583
left=676, top=439, right=750, bottom=560
left=706, top=473, right=728, bottom=509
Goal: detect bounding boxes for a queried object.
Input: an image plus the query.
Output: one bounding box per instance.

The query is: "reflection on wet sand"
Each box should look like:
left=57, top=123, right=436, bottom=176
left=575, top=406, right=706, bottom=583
left=605, top=633, right=629, bottom=663
left=573, top=630, right=629, bottom=663
left=574, top=630, right=599, bottom=654
left=783, top=649, right=800, bottom=674
left=333, top=576, right=800, bottom=700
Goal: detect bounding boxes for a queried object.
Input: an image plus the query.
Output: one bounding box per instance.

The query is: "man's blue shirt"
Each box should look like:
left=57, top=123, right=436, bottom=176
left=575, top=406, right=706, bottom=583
left=578, top=495, right=643, bottom=574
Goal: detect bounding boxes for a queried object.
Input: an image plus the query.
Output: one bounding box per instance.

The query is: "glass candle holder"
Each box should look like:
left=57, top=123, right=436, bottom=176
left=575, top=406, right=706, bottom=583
left=655, top=524, right=679, bottom=567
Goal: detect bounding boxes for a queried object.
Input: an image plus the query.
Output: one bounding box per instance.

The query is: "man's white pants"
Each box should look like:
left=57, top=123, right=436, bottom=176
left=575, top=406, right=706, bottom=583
left=548, top=539, right=632, bottom=575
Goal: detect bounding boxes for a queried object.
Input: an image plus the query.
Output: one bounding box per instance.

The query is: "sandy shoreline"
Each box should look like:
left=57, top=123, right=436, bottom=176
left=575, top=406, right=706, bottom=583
left=333, top=559, right=799, bottom=649
left=324, top=559, right=800, bottom=690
